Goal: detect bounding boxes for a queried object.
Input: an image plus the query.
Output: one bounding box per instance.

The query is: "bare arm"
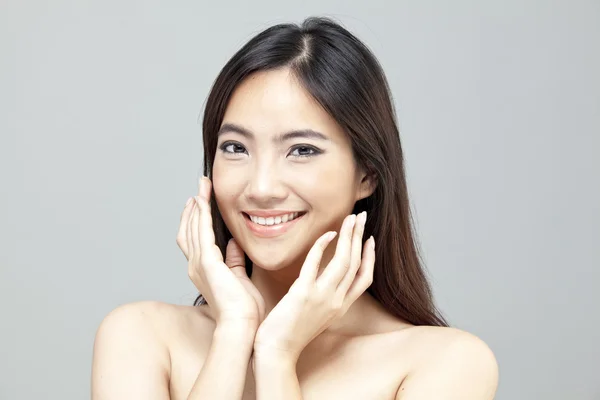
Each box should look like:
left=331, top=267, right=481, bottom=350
left=249, top=213, right=373, bottom=400
left=253, top=352, right=302, bottom=400
left=91, top=302, right=256, bottom=400
left=186, top=322, right=256, bottom=400
left=91, top=302, right=171, bottom=400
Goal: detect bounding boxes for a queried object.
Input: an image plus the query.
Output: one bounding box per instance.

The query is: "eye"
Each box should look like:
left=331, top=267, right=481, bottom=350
left=288, top=145, right=322, bottom=158
left=219, top=141, right=248, bottom=156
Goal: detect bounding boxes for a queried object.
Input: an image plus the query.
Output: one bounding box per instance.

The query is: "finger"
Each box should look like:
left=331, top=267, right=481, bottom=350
left=199, top=175, right=211, bottom=200
left=299, top=231, right=338, bottom=283
left=345, top=236, right=376, bottom=304
left=189, top=199, right=200, bottom=259
left=180, top=197, right=195, bottom=223
left=318, top=214, right=356, bottom=287
left=195, top=194, right=218, bottom=255
left=177, top=198, right=196, bottom=255
left=225, top=238, right=247, bottom=279
left=337, top=211, right=367, bottom=294
left=186, top=200, right=195, bottom=258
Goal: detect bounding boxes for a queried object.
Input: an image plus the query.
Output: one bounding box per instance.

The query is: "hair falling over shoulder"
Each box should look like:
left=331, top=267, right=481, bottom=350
left=195, top=16, right=448, bottom=327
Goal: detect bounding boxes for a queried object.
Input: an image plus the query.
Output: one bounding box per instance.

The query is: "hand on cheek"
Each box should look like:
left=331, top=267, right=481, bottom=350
left=253, top=211, right=375, bottom=363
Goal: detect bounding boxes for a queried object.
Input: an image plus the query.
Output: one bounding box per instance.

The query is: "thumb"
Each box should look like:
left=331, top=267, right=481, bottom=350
left=225, top=238, right=247, bottom=278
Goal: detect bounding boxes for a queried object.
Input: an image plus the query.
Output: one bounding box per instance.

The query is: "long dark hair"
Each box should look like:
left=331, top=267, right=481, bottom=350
left=194, top=16, right=448, bottom=327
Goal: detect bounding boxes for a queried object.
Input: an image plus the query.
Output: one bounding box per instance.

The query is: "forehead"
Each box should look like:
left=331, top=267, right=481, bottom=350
left=221, top=68, right=347, bottom=143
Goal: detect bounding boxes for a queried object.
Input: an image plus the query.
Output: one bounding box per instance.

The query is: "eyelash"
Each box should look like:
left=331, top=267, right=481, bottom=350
left=218, top=141, right=322, bottom=159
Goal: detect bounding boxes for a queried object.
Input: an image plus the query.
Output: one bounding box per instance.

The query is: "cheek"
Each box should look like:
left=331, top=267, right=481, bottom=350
left=293, top=158, right=358, bottom=210
left=212, top=160, right=243, bottom=213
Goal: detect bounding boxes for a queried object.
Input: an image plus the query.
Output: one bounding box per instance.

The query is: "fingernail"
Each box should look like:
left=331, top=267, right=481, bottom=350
left=360, top=211, right=367, bottom=223
left=186, top=197, right=193, bottom=206
left=199, top=177, right=207, bottom=200
left=327, top=231, right=337, bottom=241
left=350, top=214, right=357, bottom=226
left=370, top=236, right=375, bottom=250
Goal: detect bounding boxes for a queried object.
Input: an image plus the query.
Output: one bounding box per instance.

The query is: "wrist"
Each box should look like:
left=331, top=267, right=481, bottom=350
left=252, top=346, right=299, bottom=367
left=213, top=322, right=257, bottom=344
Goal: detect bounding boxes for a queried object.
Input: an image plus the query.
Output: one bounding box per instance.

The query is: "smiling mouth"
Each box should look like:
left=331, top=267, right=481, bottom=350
left=242, top=211, right=307, bottom=227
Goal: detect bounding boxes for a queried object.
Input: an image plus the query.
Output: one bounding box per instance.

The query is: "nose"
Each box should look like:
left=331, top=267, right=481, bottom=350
left=244, top=160, right=287, bottom=207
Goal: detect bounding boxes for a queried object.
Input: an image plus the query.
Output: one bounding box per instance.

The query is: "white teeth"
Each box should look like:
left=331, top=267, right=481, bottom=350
left=249, top=212, right=302, bottom=226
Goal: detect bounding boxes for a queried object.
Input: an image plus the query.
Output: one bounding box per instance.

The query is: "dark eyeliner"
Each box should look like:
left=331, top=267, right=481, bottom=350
left=288, top=144, right=323, bottom=158
left=219, top=140, right=247, bottom=154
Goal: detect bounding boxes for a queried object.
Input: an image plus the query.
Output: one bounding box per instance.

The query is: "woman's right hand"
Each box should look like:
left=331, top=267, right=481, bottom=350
left=176, top=176, right=265, bottom=328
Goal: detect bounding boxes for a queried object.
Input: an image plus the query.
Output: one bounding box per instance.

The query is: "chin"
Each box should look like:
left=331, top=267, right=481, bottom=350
left=224, top=209, right=333, bottom=272
left=242, top=241, right=305, bottom=271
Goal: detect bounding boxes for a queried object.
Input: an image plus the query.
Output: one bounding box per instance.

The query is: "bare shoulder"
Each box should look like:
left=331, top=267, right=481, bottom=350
left=92, top=301, right=213, bottom=400
left=93, top=301, right=216, bottom=355
left=395, top=326, right=499, bottom=399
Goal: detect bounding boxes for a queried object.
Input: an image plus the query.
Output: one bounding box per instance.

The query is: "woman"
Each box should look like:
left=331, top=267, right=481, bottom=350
left=92, top=16, right=498, bottom=399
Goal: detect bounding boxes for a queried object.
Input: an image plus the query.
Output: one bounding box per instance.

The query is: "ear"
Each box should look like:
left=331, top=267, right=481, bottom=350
left=355, top=170, right=377, bottom=201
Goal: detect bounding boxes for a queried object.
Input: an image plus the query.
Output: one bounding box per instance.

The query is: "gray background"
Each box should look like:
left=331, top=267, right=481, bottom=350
left=1, top=0, right=598, bottom=399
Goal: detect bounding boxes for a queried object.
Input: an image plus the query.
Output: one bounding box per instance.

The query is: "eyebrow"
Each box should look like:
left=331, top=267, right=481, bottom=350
left=217, top=123, right=329, bottom=143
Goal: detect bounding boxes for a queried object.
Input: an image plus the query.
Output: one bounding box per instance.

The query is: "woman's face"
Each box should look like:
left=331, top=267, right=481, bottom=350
left=212, top=68, right=373, bottom=271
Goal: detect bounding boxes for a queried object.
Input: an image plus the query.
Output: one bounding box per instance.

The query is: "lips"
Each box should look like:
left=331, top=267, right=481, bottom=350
left=246, top=212, right=302, bottom=226
left=242, top=211, right=306, bottom=238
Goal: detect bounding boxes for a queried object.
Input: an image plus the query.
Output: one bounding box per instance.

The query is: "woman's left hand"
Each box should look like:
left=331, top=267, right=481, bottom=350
left=252, top=211, right=375, bottom=363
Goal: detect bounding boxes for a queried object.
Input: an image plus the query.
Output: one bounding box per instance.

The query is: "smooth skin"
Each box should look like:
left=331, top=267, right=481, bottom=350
left=189, top=178, right=376, bottom=399
left=91, top=68, right=498, bottom=399
left=91, top=179, right=498, bottom=399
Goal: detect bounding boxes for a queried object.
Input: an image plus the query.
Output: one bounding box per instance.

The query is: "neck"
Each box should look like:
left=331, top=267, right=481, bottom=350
left=249, top=236, right=338, bottom=314
left=250, top=261, right=302, bottom=315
